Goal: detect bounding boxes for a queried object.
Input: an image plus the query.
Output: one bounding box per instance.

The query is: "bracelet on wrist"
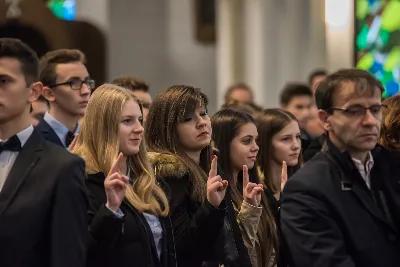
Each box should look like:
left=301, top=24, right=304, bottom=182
left=243, top=200, right=260, bottom=209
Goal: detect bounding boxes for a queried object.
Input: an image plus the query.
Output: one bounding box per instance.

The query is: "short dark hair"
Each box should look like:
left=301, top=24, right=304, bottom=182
left=29, top=95, right=50, bottom=113
left=111, top=76, right=149, bottom=92
left=39, top=49, right=86, bottom=86
left=225, top=82, right=253, bottom=103
left=37, top=95, right=49, bottom=106
left=0, top=38, right=39, bottom=85
left=221, top=100, right=257, bottom=115
left=308, top=69, right=327, bottom=85
left=279, top=83, right=313, bottom=106
left=315, top=68, right=384, bottom=112
left=221, top=100, right=263, bottom=116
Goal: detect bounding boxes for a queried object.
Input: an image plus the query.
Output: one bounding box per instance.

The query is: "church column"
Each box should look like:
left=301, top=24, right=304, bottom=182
left=325, top=0, right=354, bottom=72
left=242, top=0, right=267, bottom=106
left=216, top=0, right=241, bottom=108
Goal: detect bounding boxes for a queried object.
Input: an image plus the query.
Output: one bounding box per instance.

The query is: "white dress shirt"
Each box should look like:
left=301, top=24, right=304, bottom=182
left=0, top=125, right=34, bottom=191
left=352, top=152, right=374, bottom=189
left=143, top=212, right=163, bottom=259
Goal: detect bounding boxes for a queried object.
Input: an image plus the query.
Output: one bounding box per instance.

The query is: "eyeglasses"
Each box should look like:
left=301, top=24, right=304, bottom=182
left=48, top=78, right=96, bottom=90
left=330, top=104, right=387, bottom=118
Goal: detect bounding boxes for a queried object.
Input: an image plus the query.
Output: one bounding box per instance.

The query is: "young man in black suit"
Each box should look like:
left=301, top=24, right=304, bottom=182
left=281, top=69, right=400, bottom=267
left=0, top=38, right=88, bottom=267
left=36, top=49, right=93, bottom=147
left=279, top=83, right=314, bottom=152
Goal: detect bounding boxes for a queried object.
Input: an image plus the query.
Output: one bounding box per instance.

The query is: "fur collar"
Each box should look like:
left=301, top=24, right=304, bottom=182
left=148, top=152, right=189, bottom=178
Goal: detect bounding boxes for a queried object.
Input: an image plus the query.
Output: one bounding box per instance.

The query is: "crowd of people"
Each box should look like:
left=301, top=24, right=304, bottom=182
left=0, top=38, right=399, bottom=267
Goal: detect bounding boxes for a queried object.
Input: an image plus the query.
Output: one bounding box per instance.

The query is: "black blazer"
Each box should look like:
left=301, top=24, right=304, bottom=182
left=281, top=139, right=400, bottom=267
left=300, top=128, right=312, bottom=152
left=36, top=118, right=64, bottom=147
left=0, top=129, right=88, bottom=267
left=303, top=134, right=326, bottom=162
left=86, top=172, right=177, bottom=267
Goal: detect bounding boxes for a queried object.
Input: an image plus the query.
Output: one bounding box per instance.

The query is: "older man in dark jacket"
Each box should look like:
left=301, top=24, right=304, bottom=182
left=281, top=69, right=400, bottom=267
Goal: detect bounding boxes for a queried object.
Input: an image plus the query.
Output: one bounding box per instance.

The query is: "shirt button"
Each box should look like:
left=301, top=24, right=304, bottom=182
left=154, top=223, right=158, bottom=227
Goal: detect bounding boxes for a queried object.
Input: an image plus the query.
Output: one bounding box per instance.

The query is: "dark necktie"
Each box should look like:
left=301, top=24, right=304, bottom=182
left=65, top=131, right=75, bottom=148
left=0, top=135, right=22, bottom=153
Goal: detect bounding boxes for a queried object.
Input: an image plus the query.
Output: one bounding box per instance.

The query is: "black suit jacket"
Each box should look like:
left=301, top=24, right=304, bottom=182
left=281, top=139, right=400, bottom=267
left=303, top=134, right=326, bottom=162
left=36, top=118, right=64, bottom=147
left=86, top=172, right=177, bottom=267
left=0, top=129, right=88, bottom=267
left=300, top=128, right=312, bottom=153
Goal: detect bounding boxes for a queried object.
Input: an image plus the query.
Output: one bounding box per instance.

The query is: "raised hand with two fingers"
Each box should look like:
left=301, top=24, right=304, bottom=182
left=280, top=161, right=288, bottom=192
left=104, top=153, right=130, bottom=212
left=207, top=155, right=228, bottom=208
left=242, top=165, right=264, bottom=207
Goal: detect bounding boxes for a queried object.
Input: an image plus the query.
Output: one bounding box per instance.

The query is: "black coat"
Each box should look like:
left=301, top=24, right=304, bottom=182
left=281, top=139, right=400, bottom=267
left=86, top=173, right=177, bottom=267
left=149, top=152, right=252, bottom=267
left=300, top=128, right=312, bottom=153
left=303, top=134, right=325, bottom=162
left=0, top=129, right=88, bottom=267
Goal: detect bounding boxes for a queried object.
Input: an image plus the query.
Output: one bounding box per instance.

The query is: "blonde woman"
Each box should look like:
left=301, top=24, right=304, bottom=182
left=72, top=84, right=175, bottom=267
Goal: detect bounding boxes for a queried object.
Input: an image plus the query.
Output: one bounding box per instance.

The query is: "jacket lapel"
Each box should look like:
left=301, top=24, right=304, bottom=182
left=324, top=139, right=395, bottom=231
left=36, top=118, right=64, bottom=147
left=350, top=178, right=395, bottom=231
left=0, top=130, right=44, bottom=217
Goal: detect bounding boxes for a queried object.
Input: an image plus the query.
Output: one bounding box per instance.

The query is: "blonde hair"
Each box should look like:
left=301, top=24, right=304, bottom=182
left=72, top=84, right=169, bottom=216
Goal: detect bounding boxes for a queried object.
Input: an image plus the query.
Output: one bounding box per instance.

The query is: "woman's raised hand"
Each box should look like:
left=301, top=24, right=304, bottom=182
left=104, top=153, right=130, bottom=212
left=206, top=156, right=228, bottom=208
left=242, top=165, right=263, bottom=207
left=281, top=161, right=288, bottom=192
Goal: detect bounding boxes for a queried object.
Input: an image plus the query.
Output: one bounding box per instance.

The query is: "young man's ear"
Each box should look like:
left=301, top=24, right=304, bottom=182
left=42, top=86, right=56, bottom=103
left=318, top=109, right=332, bottom=132
left=28, top=82, right=43, bottom=104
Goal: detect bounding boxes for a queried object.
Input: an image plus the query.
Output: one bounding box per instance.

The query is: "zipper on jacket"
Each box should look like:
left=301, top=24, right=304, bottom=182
left=121, top=222, right=125, bottom=235
left=168, top=216, right=178, bottom=267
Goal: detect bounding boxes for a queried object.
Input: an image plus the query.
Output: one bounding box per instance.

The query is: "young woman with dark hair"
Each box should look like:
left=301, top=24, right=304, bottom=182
left=212, top=108, right=279, bottom=267
left=145, top=85, right=252, bottom=267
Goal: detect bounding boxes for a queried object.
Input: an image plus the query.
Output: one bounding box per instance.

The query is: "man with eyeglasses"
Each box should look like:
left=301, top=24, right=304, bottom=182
left=281, top=69, right=400, bottom=267
left=37, top=49, right=94, bottom=148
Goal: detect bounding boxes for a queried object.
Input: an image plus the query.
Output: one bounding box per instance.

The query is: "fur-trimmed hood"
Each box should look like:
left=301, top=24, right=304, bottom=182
left=148, top=152, right=189, bottom=178
left=148, top=151, right=207, bottom=202
left=148, top=141, right=218, bottom=179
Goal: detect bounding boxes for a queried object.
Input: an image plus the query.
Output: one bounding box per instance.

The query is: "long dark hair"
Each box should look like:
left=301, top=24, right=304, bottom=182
left=211, top=108, right=279, bottom=266
left=255, top=108, right=303, bottom=193
left=145, top=85, right=212, bottom=202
